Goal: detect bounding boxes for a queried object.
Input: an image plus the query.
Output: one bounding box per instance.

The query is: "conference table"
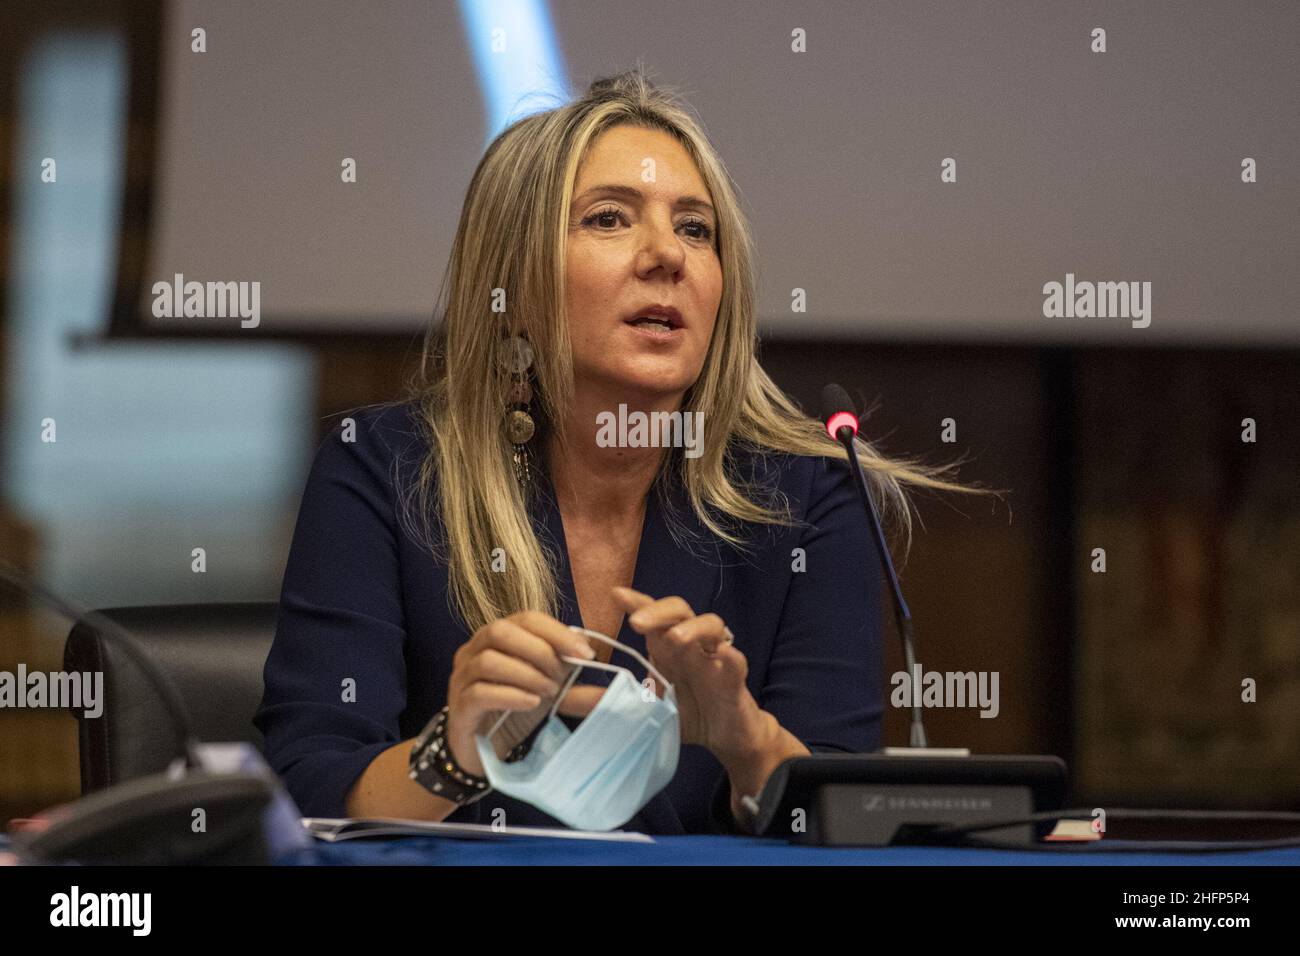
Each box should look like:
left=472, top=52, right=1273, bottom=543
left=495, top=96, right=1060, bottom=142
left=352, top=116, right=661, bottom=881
left=3, top=831, right=1296, bottom=865
left=275, top=833, right=1300, bottom=866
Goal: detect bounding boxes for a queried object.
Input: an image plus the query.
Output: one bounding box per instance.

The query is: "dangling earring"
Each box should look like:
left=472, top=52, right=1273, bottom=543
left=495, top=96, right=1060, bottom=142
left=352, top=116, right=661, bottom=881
left=500, top=334, right=535, bottom=486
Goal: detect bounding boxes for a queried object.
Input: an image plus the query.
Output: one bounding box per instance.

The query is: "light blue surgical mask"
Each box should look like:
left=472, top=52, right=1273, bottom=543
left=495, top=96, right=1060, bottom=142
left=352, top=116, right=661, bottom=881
left=474, top=626, right=679, bottom=831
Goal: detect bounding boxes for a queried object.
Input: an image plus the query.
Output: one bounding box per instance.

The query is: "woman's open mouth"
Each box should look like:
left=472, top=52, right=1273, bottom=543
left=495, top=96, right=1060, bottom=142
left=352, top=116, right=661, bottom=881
left=623, top=305, right=684, bottom=340
left=625, top=315, right=682, bottom=339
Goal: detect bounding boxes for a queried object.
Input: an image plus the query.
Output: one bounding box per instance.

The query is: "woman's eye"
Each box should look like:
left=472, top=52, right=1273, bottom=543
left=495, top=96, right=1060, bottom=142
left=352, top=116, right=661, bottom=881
left=583, top=207, right=624, bottom=229
left=680, top=218, right=714, bottom=241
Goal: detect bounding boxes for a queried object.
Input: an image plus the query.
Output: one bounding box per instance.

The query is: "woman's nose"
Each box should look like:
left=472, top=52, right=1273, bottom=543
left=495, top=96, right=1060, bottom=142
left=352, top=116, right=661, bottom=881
left=636, top=216, right=686, bottom=277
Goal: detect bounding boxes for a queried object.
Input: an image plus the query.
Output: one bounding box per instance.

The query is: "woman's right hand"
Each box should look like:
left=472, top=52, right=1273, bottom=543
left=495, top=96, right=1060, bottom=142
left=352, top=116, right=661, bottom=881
left=443, top=611, right=603, bottom=777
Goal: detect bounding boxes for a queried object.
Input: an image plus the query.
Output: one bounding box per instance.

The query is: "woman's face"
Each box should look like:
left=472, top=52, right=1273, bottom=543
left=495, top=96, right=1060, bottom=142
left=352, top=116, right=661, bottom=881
left=564, top=124, right=722, bottom=404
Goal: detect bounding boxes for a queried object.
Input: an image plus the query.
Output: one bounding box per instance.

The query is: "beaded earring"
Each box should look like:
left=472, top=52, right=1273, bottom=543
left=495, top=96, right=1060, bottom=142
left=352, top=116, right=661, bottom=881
left=499, top=335, right=535, bottom=486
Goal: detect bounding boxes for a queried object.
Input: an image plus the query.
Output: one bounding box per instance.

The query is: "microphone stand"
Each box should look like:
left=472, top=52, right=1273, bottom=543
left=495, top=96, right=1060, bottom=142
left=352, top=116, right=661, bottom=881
left=734, top=387, right=1069, bottom=846
left=827, top=421, right=932, bottom=749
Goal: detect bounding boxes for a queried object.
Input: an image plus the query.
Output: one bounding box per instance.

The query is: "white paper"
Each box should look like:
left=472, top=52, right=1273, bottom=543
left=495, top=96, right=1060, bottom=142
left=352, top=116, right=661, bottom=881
left=301, top=817, right=654, bottom=844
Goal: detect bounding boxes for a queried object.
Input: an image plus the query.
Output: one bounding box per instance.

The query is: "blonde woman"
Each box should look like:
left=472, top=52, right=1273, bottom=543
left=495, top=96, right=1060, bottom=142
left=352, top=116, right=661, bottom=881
left=254, top=69, right=971, bottom=835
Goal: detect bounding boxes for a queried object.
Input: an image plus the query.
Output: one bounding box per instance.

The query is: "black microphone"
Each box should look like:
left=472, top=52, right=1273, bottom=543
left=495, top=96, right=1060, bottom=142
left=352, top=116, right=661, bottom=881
left=0, top=563, right=204, bottom=768
left=0, top=561, right=276, bottom=864
left=735, top=390, right=1070, bottom=846
left=819, top=383, right=927, bottom=748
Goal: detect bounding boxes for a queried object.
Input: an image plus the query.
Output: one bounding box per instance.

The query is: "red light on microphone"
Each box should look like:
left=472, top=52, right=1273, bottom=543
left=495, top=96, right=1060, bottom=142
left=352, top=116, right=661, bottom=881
left=825, top=411, right=858, bottom=439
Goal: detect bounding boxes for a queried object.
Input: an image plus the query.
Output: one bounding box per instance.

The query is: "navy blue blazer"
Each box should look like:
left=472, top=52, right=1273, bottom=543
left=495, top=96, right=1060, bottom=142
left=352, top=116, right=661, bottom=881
left=253, top=399, right=884, bottom=835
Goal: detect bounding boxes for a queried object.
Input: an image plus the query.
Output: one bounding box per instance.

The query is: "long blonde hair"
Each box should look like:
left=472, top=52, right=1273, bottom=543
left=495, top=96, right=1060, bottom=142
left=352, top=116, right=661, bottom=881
left=397, top=68, right=983, bottom=634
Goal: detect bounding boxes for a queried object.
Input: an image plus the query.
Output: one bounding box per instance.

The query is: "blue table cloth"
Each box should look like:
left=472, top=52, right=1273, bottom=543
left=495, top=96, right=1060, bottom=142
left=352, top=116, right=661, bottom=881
left=5, top=832, right=1295, bottom=865
left=276, top=834, right=1300, bottom=866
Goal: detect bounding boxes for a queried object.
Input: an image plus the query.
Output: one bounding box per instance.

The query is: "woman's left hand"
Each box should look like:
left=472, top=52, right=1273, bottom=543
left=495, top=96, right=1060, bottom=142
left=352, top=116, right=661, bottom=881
left=610, top=586, right=768, bottom=764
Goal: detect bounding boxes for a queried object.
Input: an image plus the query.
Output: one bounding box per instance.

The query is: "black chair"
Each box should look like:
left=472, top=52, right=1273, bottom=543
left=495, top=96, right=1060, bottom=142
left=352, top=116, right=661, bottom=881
left=63, top=603, right=279, bottom=793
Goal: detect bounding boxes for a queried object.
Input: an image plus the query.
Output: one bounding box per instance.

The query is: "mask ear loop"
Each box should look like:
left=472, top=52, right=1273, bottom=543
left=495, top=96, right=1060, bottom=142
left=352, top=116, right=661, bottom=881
left=561, top=625, right=674, bottom=699
left=481, top=624, right=673, bottom=742
left=482, top=646, right=586, bottom=741
left=483, top=660, right=579, bottom=743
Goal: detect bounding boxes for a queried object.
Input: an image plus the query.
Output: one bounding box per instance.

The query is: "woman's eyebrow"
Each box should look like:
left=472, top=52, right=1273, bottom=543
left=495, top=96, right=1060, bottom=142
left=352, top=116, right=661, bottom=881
left=572, top=183, right=714, bottom=216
